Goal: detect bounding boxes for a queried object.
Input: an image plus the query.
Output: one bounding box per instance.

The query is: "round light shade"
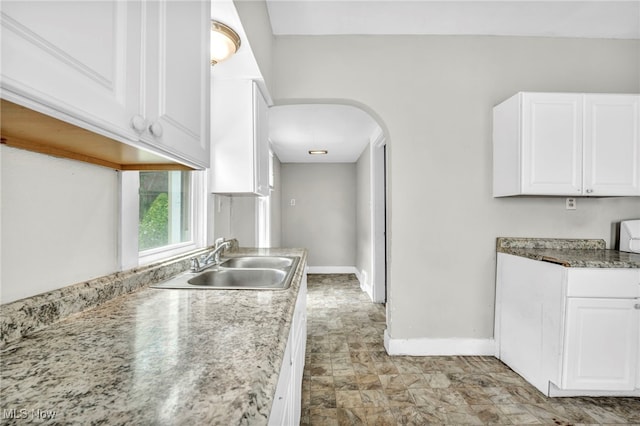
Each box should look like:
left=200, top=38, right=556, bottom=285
left=211, top=21, right=241, bottom=65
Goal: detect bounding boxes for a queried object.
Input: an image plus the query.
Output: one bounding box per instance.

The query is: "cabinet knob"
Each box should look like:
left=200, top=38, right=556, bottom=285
left=149, top=122, right=164, bottom=137
left=634, top=303, right=640, bottom=310
left=585, top=188, right=593, bottom=194
left=131, top=115, right=147, bottom=132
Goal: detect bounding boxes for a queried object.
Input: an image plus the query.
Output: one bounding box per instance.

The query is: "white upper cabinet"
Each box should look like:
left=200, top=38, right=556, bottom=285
left=583, top=95, right=640, bottom=196
left=1, top=1, right=141, bottom=140
left=211, top=79, right=270, bottom=196
left=521, top=93, right=584, bottom=195
left=139, top=0, right=210, bottom=168
left=0, top=0, right=209, bottom=169
left=493, top=92, right=640, bottom=197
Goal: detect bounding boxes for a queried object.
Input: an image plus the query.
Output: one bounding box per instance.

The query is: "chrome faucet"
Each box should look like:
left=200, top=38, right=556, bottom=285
left=190, top=238, right=233, bottom=272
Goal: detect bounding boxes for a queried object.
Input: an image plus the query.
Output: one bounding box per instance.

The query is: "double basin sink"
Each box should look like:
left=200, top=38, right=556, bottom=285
left=151, top=256, right=300, bottom=290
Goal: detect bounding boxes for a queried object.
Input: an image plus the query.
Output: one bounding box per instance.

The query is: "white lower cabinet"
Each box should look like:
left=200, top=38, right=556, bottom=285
left=269, top=272, right=307, bottom=425
left=496, top=253, right=640, bottom=396
left=562, top=297, right=639, bottom=391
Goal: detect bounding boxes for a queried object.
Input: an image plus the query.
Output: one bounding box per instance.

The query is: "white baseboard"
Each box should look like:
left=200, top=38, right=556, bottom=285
left=384, top=330, right=497, bottom=356
left=548, top=382, right=640, bottom=397
left=357, top=269, right=373, bottom=301
left=307, top=266, right=358, bottom=274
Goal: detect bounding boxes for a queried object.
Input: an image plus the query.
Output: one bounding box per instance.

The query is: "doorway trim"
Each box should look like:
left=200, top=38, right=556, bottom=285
left=371, top=129, right=387, bottom=303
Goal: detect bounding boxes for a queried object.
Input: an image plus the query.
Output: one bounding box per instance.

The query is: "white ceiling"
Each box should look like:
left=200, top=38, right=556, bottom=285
left=269, top=104, right=382, bottom=162
left=266, top=1, right=640, bottom=39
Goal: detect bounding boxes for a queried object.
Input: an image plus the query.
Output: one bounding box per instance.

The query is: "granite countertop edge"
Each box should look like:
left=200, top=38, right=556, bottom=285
left=497, top=237, right=640, bottom=268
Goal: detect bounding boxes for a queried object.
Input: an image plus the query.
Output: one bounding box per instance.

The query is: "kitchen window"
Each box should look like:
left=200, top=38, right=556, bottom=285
left=120, top=170, right=206, bottom=268
left=138, top=171, right=191, bottom=252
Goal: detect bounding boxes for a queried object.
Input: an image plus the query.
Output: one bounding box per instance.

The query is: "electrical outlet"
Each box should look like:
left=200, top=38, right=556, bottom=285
left=566, top=198, right=577, bottom=210
left=290, top=199, right=296, bottom=206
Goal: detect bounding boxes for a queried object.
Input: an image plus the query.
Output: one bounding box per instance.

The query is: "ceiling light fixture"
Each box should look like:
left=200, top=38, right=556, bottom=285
left=308, top=150, right=328, bottom=155
left=210, top=20, right=241, bottom=66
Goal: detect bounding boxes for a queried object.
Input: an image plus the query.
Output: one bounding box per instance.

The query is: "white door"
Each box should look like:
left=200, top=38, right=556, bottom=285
left=562, top=297, right=639, bottom=391
left=141, top=0, right=210, bottom=168
left=1, top=0, right=140, bottom=140
left=583, top=94, right=640, bottom=196
left=521, top=93, right=584, bottom=195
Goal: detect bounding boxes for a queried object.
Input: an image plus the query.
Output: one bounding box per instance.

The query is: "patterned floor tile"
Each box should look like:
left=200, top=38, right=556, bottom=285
left=301, top=274, right=640, bottom=425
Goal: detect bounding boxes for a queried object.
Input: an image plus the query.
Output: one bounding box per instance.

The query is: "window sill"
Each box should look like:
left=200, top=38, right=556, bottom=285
left=139, top=241, right=201, bottom=266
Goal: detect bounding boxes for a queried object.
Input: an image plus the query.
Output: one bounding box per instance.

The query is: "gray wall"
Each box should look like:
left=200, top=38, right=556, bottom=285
left=273, top=35, right=640, bottom=340
left=230, top=196, right=257, bottom=247
left=281, top=163, right=357, bottom=267
left=356, top=144, right=373, bottom=290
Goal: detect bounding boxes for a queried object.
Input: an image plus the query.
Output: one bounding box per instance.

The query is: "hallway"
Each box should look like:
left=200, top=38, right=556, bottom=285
left=300, top=274, right=640, bottom=425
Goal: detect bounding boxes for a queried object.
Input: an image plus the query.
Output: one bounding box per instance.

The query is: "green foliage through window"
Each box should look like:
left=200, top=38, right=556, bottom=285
left=138, top=171, right=191, bottom=252
left=139, top=193, right=169, bottom=250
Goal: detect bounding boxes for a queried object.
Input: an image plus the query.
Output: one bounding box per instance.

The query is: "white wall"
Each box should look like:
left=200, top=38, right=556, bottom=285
left=233, top=0, right=274, bottom=96
left=230, top=196, right=257, bottom=247
left=281, top=163, right=356, bottom=267
left=269, top=152, right=282, bottom=247
left=210, top=154, right=282, bottom=248
left=1, top=146, right=119, bottom=303
left=210, top=194, right=230, bottom=244
left=273, top=35, right=640, bottom=341
left=356, top=144, right=373, bottom=294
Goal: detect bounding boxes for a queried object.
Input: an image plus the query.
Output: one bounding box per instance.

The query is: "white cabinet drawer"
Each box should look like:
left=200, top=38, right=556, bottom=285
left=566, top=268, right=640, bottom=298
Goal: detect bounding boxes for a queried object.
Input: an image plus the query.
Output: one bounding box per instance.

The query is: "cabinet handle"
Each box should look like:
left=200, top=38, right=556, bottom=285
left=131, top=115, right=147, bottom=132
left=149, top=122, right=164, bottom=137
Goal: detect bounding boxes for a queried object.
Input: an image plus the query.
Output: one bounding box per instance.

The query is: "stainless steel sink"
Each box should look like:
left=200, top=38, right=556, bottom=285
left=187, top=268, right=288, bottom=289
left=151, top=255, right=300, bottom=290
left=219, top=256, right=295, bottom=269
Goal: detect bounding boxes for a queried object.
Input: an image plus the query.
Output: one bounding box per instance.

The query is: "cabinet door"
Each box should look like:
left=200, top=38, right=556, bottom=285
left=289, top=274, right=307, bottom=424
left=562, top=297, right=639, bottom=391
left=141, top=0, right=210, bottom=168
left=211, top=79, right=270, bottom=195
left=211, top=79, right=254, bottom=193
left=583, top=95, right=640, bottom=196
left=269, top=332, right=293, bottom=426
left=1, top=0, right=141, bottom=141
left=521, top=93, right=584, bottom=195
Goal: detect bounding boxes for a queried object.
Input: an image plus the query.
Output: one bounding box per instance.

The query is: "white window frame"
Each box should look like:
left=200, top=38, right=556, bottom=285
left=119, top=170, right=206, bottom=269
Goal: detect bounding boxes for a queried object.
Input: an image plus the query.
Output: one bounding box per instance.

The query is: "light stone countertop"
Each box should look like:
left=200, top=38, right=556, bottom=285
left=497, top=237, right=640, bottom=268
left=0, top=248, right=307, bottom=425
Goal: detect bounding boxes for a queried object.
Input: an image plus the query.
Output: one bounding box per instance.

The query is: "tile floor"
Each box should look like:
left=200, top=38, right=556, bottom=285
left=300, top=274, right=640, bottom=425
